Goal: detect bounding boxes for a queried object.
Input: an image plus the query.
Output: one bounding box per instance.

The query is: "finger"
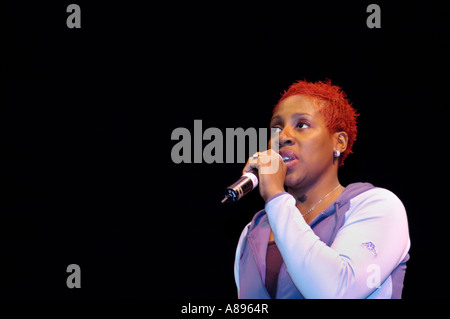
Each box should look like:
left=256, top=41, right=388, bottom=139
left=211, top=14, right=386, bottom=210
left=256, top=150, right=285, bottom=175
left=257, top=150, right=282, bottom=165
left=242, top=152, right=260, bottom=174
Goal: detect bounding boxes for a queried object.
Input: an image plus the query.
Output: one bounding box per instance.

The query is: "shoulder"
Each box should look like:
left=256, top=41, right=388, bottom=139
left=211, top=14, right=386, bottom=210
left=351, top=186, right=405, bottom=209
left=346, top=186, right=407, bottom=222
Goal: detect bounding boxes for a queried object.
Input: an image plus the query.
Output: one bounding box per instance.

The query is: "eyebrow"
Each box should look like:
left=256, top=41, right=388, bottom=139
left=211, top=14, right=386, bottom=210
left=270, top=113, right=312, bottom=124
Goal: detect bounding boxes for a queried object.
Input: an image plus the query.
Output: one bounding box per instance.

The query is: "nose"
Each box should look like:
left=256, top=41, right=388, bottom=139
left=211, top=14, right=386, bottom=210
left=274, top=127, right=294, bottom=148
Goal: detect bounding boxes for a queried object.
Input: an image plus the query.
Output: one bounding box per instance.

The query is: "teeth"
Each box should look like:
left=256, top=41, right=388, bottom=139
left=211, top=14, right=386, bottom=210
left=282, top=156, right=291, bottom=162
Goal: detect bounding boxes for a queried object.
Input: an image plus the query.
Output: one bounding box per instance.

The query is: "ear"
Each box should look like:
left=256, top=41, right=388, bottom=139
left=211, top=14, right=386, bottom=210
left=333, top=131, right=348, bottom=154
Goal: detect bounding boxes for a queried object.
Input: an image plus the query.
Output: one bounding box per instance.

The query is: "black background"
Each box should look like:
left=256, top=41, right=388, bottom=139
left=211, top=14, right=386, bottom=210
left=2, top=1, right=449, bottom=299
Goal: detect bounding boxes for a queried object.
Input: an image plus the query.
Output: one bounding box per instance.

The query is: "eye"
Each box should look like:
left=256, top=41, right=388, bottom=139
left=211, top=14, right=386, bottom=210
left=296, top=121, right=310, bottom=129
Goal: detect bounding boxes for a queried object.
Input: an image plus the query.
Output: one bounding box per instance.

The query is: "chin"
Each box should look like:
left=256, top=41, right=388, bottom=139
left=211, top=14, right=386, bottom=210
left=284, top=170, right=305, bottom=189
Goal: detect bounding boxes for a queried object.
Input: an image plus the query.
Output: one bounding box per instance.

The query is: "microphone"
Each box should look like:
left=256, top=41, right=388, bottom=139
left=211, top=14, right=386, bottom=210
left=221, top=170, right=258, bottom=204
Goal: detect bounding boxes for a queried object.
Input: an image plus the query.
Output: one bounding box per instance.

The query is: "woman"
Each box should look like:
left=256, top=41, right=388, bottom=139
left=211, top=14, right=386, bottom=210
left=234, top=80, right=410, bottom=299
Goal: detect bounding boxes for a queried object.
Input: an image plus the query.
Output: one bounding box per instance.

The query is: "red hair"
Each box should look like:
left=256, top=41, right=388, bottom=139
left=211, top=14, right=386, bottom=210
left=274, top=79, right=359, bottom=166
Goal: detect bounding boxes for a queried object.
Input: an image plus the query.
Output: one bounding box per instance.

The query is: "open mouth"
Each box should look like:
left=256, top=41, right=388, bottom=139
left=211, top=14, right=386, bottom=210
left=282, top=156, right=295, bottom=163
left=279, top=149, right=299, bottom=165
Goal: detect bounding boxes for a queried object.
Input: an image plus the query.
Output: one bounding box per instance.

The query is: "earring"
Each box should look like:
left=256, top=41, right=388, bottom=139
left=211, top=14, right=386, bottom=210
left=334, top=150, right=341, bottom=158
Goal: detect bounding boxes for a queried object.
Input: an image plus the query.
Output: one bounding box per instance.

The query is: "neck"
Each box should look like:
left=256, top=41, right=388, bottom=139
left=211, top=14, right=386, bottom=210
left=287, top=172, right=343, bottom=223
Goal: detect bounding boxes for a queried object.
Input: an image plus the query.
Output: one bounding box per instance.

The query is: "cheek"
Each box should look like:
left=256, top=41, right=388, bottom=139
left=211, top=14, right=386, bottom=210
left=283, top=132, right=334, bottom=186
left=304, top=136, right=329, bottom=157
left=299, top=134, right=334, bottom=169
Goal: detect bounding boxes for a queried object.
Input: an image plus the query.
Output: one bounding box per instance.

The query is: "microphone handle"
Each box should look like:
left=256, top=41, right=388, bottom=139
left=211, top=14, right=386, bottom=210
left=221, top=171, right=258, bottom=203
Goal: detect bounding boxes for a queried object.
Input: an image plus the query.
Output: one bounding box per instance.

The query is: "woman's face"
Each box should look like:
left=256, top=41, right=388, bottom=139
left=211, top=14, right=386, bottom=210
left=270, top=95, right=338, bottom=189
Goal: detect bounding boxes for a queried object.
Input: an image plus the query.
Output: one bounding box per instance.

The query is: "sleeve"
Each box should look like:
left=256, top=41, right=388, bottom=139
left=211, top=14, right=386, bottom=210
left=265, top=188, right=410, bottom=299
left=234, top=222, right=250, bottom=298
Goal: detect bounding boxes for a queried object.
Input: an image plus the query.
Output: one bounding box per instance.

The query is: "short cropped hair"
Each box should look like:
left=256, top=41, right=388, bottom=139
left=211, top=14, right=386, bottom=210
left=274, top=79, right=358, bottom=166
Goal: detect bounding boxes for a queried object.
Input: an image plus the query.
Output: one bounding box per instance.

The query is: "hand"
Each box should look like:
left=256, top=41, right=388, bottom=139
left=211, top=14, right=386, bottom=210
left=242, top=150, right=287, bottom=202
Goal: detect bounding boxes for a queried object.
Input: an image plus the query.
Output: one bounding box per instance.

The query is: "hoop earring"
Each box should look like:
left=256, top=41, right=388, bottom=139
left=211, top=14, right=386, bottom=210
left=334, top=150, right=341, bottom=158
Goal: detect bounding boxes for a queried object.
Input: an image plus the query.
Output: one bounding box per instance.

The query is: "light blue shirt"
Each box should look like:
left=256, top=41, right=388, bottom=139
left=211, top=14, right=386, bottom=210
left=235, top=185, right=410, bottom=298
